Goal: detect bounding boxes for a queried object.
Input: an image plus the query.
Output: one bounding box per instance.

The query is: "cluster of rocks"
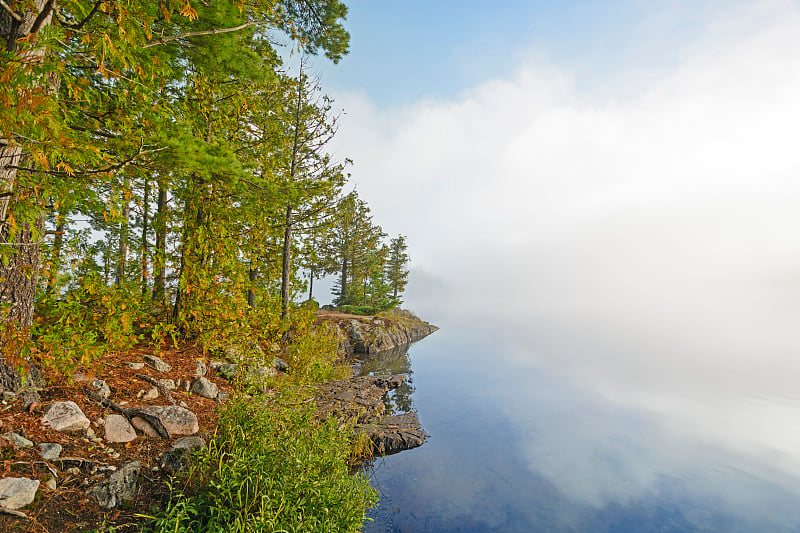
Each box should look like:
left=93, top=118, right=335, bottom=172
left=314, top=374, right=428, bottom=457
left=0, top=351, right=290, bottom=516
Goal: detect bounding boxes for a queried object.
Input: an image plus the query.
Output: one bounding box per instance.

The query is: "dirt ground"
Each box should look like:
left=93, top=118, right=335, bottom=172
left=0, top=342, right=230, bottom=532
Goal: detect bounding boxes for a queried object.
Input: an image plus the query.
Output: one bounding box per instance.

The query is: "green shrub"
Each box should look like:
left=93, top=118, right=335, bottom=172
left=146, top=394, right=377, bottom=533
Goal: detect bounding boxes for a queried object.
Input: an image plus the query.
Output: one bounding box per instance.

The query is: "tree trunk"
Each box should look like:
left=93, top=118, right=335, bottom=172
left=116, top=177, right=130, bottom=286
left=339, top=256, right=347, bottom=307
left=247, top=264, right=257, bottom=309
left=152, top=178, right=167, bottom=302
left=46, top=212, right=65, bottom=295
left=0, top=215, right=44, bottom=400
left=280, top=204, right=293, bottom=320
left=141, top=178, right=150, bottom=296
left=0, top=2, right=57, bottom=403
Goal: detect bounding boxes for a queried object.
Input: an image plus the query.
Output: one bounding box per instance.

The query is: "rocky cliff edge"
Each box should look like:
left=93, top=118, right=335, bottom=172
left=315, top=309, right=438, bottom=356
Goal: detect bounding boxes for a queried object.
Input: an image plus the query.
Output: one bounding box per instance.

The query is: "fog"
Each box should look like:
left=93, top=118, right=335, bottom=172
left=326, top=1, right=800, bottom=512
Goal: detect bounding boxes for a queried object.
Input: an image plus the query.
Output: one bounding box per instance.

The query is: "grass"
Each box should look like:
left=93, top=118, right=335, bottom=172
left=144, top=323, right=378, bottom=533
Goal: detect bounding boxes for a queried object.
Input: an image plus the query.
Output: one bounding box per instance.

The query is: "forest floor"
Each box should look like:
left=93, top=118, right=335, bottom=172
left=0, top=341, right=232, bottom=533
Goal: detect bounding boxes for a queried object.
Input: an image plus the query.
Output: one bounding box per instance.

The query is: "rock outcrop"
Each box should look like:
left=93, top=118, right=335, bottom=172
left=317, top=309, right=438, bottom=356
left=315, top=374, right=428, bottom=456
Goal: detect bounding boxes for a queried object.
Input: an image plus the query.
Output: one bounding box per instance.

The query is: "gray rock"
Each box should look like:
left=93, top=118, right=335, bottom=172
left=190, top=377, right=218, bottom=399
left=41, top=401, right=90, bottom=433
left=0, top=477, right=39, bottom=510
left=39, top=443, right=62, bottom=460
left=209, top=360, right=223, bottom=371
left=216, top=391, right=230, bottom=402
left=143, top=355, right=172, bottom=372
left=104, top=415, right=137, bottom=443
left=89, top=379, right=111, bottom=400
left=272, top=357, right=289, bottom=372
left=88, top=461, right=140, bottom=509
left=131, top=405, right=198, bottom=437
left=171, top=436, right=206, bottom=450
left=1, top=432, right=33, bottom=448
left=142, top=387, right=159, bottom=401
left=125, top=362, right=145, bottom=370
left=157, top=378, right=176, bottom=390
left=85, top=427, right=96, bottom=439
left=45, top=477, right=56, bottom=491
left=195, top=360, right=207, bottom=377
left=216, top=363, right=238, bottom=380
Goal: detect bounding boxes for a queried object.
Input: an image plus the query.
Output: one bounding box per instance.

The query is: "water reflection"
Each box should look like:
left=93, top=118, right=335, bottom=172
left=355, top=344, right=416, bottom=415
left=359, top=327, right=800, bottom=532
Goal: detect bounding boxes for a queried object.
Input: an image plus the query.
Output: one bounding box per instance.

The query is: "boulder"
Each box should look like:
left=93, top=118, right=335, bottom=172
left=41, top=401, right=90, bottom=434
left=194, top=359, right=207, bottom=377
left=0, top=477, right=39, bottom=510
left=39, top=443, right=62, bottom=461
left=104, top=415, right=137, bottom=443
left=1, top=432, right=33, bottom=448
left=160, top=436, right=207, bottom=474
left=89, top=379, right=111, bottom=400
left=131, top=405, right=198, bottom=437
left=190, top=377, right=218, bottom=399
left=125, top=362, right=145, bottom=370
left=272, top=357, right=289, bottom=372
left=143, top=355, right=172, bottom=372
left=172, top=436, right=206, bottom=450
left=88, top=461, right=140, bottom=509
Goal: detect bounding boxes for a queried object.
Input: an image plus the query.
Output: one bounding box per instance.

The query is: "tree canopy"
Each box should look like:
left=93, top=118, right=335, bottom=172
left=0, top=0, right=410, bottom=393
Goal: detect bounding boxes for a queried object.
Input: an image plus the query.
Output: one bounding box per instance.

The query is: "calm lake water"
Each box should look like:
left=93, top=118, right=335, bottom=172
left=357, top=323, right=800, bottom=532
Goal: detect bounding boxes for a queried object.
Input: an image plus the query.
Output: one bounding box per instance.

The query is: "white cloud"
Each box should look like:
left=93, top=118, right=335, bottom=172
left=330, top=0, right=800, bottom=506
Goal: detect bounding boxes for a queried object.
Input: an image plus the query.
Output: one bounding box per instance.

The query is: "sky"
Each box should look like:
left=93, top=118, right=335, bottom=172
left=294, top=0, right=800, bottom=505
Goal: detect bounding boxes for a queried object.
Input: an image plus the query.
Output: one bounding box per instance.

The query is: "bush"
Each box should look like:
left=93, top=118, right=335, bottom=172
left=147, top=394, right=378, bottom=533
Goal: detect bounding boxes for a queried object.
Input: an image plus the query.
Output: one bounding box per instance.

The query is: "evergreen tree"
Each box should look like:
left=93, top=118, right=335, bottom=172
left=386, top=235, right=410, bottom=304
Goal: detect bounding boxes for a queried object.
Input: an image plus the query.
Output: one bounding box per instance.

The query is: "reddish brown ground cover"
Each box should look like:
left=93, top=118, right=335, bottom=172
left=0, top=342, right=231, bottom=532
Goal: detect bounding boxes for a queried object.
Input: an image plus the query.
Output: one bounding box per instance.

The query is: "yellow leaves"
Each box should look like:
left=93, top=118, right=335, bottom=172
left=160, top=1, right=171, bottom=23
left=56, top=161, right=75, bottom=177
left=0, top=65, right=15, bottom=84
left=179, top=2, right=198, bottom=21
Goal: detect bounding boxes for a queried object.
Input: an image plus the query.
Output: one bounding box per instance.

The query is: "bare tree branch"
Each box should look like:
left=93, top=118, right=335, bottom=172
left=143, top=20, right=267, bottom=48
left=29, top=0, right=55, bottom=35
left=0, top=0, right=23, bottom=23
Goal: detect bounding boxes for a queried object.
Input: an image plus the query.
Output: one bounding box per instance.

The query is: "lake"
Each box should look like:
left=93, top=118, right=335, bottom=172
left=358, top=321, right=800, bottom=532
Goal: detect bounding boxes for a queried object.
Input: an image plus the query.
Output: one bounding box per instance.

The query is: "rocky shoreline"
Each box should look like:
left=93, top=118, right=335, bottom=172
left=0, top=310, right=437, bottom=530
left=316, top=308, right=439, bottom=356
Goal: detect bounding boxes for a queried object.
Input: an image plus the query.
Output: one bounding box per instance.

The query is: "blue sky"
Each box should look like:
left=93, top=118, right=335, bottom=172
left=311, top=0, right=737, bottom=105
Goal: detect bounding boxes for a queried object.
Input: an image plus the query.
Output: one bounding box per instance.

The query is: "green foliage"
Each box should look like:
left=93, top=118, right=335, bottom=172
left=338, top=304, right=392, bottom=317
left=33, top=276, right=145, bottom=375
left=147, top=395, right=377, bottom=533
